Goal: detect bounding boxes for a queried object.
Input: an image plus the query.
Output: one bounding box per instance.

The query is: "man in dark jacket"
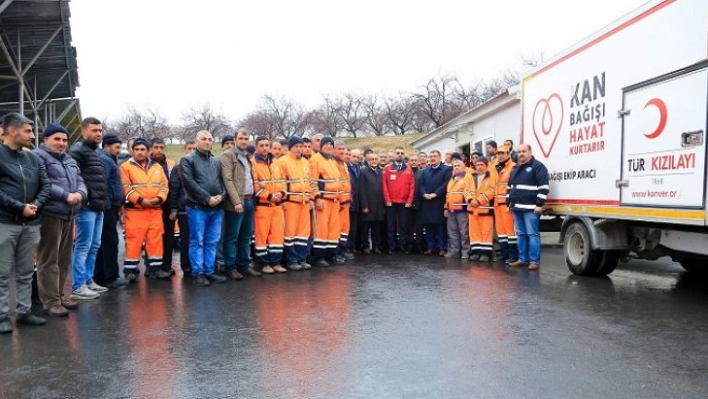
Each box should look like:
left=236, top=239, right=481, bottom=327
left=68, top=117, right=109, bottom=300
left=168, top=140, right=196, bottom=277
left=508, top=144, right=549, bottom=271
left=95, top=133, right=129, bottom=288
left=181, top=131, right=227, bottom=287
left=358, top=152, right=385, bottom=254
left=345, top=149, right=361, bottom=255
left=34, top=124, right=87, bottom=317
left=419, top=150, right=452, bottom=256
left=0, top=113, right=51, bottom=333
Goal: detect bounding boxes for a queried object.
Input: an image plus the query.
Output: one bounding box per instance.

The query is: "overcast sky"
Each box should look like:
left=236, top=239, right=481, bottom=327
left=71, top=0, right=648, bottom=125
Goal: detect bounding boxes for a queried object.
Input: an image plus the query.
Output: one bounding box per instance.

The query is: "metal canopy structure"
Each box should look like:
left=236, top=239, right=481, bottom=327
left=0, top=0, right=82, bottom=143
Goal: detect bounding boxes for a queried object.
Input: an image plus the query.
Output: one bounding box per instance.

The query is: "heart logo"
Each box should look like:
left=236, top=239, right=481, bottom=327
left=532, top=93, right=564, bottom=158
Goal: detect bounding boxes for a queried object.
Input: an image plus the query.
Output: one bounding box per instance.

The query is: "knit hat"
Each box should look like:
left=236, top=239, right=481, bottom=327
left=320, top=136, right=334, bottom=149
left=221, top=135, right=234, bottom=147
left=288, top=135, right=304, bottom=149
left=43, top=123, right=69, bottom=138
left=450, top=152, right=462, bottom=161
left=102, top=133, right=122, bottom=146
left=132, top=138, right=150, bottom=149
left=246, top=145, right=256, bottom=155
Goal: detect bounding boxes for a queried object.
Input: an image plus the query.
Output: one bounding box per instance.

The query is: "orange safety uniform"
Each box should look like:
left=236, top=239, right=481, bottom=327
left=465, top=171, right=497, bottom=257
left=252, top=153, right=286, bottom=267
left=446, top=172, right=472, bottom=255
left=120, top=159, right=168, bottom=274
left=278, top=152, right=312, bottom=264
left=310, top=152, right=342, bottom=261
left=493, top=158, right=518, bottom=261
left=335, top=159, right=351, bottom=255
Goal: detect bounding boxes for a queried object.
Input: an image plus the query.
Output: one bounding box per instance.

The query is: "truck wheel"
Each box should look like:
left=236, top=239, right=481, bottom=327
left=564, top=222, right=602, bottom=275
left=594, top=250, right=620, bottom=276
left=680, top=259, right=707, bottom=274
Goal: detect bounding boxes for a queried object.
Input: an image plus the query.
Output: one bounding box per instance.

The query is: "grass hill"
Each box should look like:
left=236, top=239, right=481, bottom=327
left=164, top=133, right=427, bottom=161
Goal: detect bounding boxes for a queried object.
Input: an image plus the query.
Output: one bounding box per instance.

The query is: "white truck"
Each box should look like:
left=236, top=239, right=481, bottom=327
left=521, top=0, right=708, bottom=275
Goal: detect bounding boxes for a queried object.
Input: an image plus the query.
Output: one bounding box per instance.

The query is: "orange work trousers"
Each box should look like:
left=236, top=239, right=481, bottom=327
left=254, top=204, right=285, bottom=267
left=494, top=205, right=516, bottom=246
left=313, top=199, right=340, bottom=260
left=124, top=208, right=164, bottom=273
left=468, top=213, right=494, bottom=256
left=337, top=203, right=350, bottom=254
left=284, top=201, right=311, bottom=264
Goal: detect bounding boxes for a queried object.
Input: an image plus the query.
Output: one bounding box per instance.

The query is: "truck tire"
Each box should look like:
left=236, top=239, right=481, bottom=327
left=564, top=222, right=602, bottom=275
left=680, top=259, right=707, bottom=274
left=594, top=250, right=620, bottom=276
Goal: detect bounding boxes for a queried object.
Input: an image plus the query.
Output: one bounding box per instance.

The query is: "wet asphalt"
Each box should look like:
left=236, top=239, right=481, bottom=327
left=1, top=248, right=708, bottom=399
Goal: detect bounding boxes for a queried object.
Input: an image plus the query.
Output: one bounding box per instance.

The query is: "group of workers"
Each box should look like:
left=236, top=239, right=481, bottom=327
left=0, top=112, right=549, bottom=334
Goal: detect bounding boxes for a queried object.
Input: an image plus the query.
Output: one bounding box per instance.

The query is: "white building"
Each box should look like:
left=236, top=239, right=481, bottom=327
left=411, top=85, right=521, bottom=157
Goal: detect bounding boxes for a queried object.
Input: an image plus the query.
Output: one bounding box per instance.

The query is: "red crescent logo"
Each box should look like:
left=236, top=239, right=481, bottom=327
left=643, top=98, right=667, bottom=139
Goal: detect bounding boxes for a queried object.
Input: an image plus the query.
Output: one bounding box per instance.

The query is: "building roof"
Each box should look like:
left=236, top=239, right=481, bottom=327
left=410, top=84, right=521, bottom=149
left=0, top=0, right=82, bottom=140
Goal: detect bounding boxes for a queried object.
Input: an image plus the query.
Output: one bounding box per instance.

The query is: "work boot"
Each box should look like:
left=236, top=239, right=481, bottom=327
left=331, top=257, right=346, bottom=265
left=243, top=268, right=262, bottom=277
left=343, top=252, right=355, bottom=260
left=479, top=255, right=490, bottom=262
left=314, top=259, right=329, bottom=268
left=272, top=265, right=287, bottom=273
left=508, top=260, right=527, bottom=268
left=0, top=318, right=12, bottom=334
left=193, top=274, right=210, bottom=287
left=528, top=263, right=540, bottom=271
left=149, top=269, right=173, bottom=280
left=226, top=271, right=244, bottom=280
left=261, top=266, right=275, bottom=274
left=61, top=298, right=78, bottom=310
left=469, top=254, right=480, bottom=261
left=287, top=263, right=303, bottom=271
left=16, top=313, right=46, bottom=326
left=44, top=305, right=69, bottom=318
left=299, top=261, right=312, bottom=270
left=206, top=274, right=226, bottom=283
left=124, top=272, right=139, bottom=283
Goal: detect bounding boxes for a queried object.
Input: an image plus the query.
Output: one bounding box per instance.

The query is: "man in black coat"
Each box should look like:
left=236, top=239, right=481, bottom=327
left=0, top=113, right=51, bottom=333
left=358, top=152, right=386, bottom=254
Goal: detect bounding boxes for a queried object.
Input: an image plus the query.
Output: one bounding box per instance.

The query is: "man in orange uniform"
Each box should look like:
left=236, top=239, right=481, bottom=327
left=120, top=138, right=171, bottom=280
left=465, top=156, right=497, bottom=262
left=492, top=145, right=518, bottom=264
left=333, top=140, right=353, bottom=263
left=278, top=136, right=312, bottom=271
left=252, top=136, right=287, bottom=274
left=445, top=155, right=470, bottom=259
left=309, top=136, right=343, bottom=267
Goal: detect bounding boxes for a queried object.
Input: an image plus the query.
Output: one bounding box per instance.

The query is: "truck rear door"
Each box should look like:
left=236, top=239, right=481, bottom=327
left=620, top=61, right=708, bottom=210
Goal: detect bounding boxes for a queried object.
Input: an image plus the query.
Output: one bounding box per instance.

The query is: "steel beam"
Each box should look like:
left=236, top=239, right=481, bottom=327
left=0, top=0, right=15, bottom=15
left=38, top=69, right=69, bottom=106
left=55, top=98, right=75, bottom=122
left=22, top=25, right=63, bottom=75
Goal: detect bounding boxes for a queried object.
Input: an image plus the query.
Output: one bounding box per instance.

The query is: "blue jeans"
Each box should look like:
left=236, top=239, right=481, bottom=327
left=72, top=209, right=104, bottom=291
left=513, top=210, right=541, bottom=264
left=223, top=199, right=254, bottom=272
left=187, top=207, right=224, bottom=276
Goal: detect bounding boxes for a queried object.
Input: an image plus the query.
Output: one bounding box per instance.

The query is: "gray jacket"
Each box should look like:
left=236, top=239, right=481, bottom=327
left=33, top=145, right=87, bottom=221
left=180, top=149, right=226, bottom=209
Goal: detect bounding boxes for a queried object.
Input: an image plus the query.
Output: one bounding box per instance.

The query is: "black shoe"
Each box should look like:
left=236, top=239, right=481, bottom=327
left=0, top=318, right=12, bottom=334
left=314, top=259, right=330, bottom=268
left=125, top=272, right=139, bottom=283
left=330, top=257, right=346, bottom=265
left=16, top=313, right=46, bottom=326
left=149, top=269, right=173, bottom=280
left=206, top=274, right=226, bottom=283
left=193, top=274, right=211, bottom=287
left=106, top=277, right=129, bottom=288
left=469, top=254, right=481, bottom=261
left=343, top=252, right=355, bottom=260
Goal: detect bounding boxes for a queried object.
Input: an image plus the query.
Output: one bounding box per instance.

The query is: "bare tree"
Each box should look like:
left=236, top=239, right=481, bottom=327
left=239, top=109, right=278, bottom=140
left=337, top=92, right=366, bottom=138
left=412, top=74, right=462, bottom=129
left=180, top=103, right=233, bottom=142
left=262, top=95, right=309, bottom=139
left=362, top=95, right=390, bottom=136
left=308, top=94, right=345, bottom=137
left=113, top=106, right=171, bottom=141
left=384, top=94, right=416, bottom=135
